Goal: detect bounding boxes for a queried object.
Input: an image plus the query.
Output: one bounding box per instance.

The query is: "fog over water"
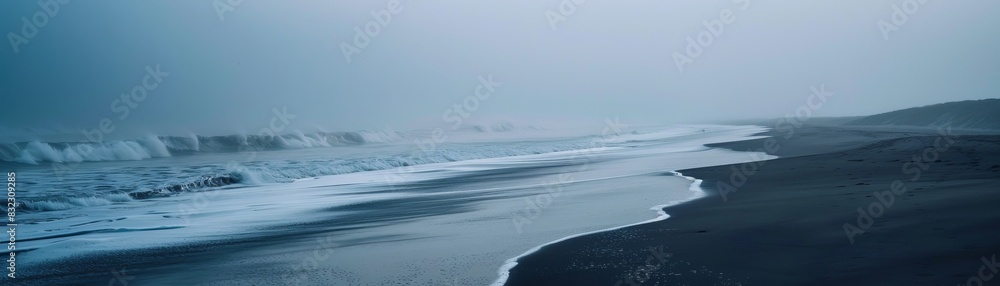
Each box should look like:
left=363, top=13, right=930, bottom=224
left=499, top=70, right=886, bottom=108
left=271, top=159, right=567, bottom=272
left=2, top=1, right=999, bottom=141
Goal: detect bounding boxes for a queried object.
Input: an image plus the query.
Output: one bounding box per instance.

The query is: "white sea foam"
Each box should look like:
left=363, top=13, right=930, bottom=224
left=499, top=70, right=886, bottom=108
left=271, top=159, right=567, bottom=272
left=22, top=192, right=135, bottom=211
left=17, top=124, right=775, bottom=284
left=0, top=130, right=406, bottom=164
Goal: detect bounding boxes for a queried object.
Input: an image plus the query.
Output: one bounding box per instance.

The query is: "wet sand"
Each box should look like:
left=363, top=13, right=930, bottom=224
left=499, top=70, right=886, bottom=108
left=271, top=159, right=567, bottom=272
left=505, top=125, right=1000, bottom=285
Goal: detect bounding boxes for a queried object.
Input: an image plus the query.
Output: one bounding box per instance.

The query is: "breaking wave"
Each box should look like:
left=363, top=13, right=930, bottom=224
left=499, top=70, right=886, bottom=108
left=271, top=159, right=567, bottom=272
left=14, top=124, right=724, bottom=213
left=18, top=137, right=602, bottom=212
left=0, top=130, right=403, bottom=165
left=21, top=192, right=135, bottom=212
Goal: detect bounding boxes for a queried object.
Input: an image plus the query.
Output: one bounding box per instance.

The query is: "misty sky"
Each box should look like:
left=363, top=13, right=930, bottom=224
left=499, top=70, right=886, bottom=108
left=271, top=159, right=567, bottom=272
left=2, top=1, right=999, bottom=140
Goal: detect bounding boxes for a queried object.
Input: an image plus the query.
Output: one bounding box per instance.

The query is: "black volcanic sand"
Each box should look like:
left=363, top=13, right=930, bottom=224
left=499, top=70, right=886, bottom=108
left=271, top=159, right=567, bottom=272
left=505, top=126, right=1000, bottom=285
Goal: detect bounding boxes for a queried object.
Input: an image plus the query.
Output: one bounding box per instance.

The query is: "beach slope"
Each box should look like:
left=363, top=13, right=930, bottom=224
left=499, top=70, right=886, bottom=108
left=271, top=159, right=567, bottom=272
left=505, top=126, right=1000, bottom=285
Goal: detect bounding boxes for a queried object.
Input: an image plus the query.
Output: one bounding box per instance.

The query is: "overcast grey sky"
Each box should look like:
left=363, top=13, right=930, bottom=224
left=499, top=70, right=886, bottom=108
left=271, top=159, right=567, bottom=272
left=2, top=1, right=999, bottom=140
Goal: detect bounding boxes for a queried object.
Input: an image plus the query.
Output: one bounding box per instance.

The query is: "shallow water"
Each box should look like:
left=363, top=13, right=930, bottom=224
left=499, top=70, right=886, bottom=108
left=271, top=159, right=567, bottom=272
left=10, top=124, right=773, bottom=285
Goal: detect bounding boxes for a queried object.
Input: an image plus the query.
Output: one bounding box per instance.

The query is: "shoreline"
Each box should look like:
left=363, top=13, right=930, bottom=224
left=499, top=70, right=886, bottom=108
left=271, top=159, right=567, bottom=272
left=503, top=125, right=1000, bottom=285
left=491, top=171, right=707, bottom=286
left=18, top=125, right=772, bottom=285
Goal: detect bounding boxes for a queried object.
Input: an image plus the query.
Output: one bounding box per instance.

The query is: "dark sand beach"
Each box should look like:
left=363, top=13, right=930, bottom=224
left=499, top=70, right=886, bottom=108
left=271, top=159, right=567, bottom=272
left=505, top=125, right=1000, bottom=285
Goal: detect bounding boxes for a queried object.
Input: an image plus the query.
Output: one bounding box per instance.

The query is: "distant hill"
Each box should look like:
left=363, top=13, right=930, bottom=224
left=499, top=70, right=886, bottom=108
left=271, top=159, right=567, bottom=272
left=846, top=99, right=1000, bottom=130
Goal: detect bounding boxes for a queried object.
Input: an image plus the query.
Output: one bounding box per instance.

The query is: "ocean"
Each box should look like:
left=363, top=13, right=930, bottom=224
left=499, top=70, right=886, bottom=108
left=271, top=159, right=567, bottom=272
left=4, top=124, right=773, bottom=285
